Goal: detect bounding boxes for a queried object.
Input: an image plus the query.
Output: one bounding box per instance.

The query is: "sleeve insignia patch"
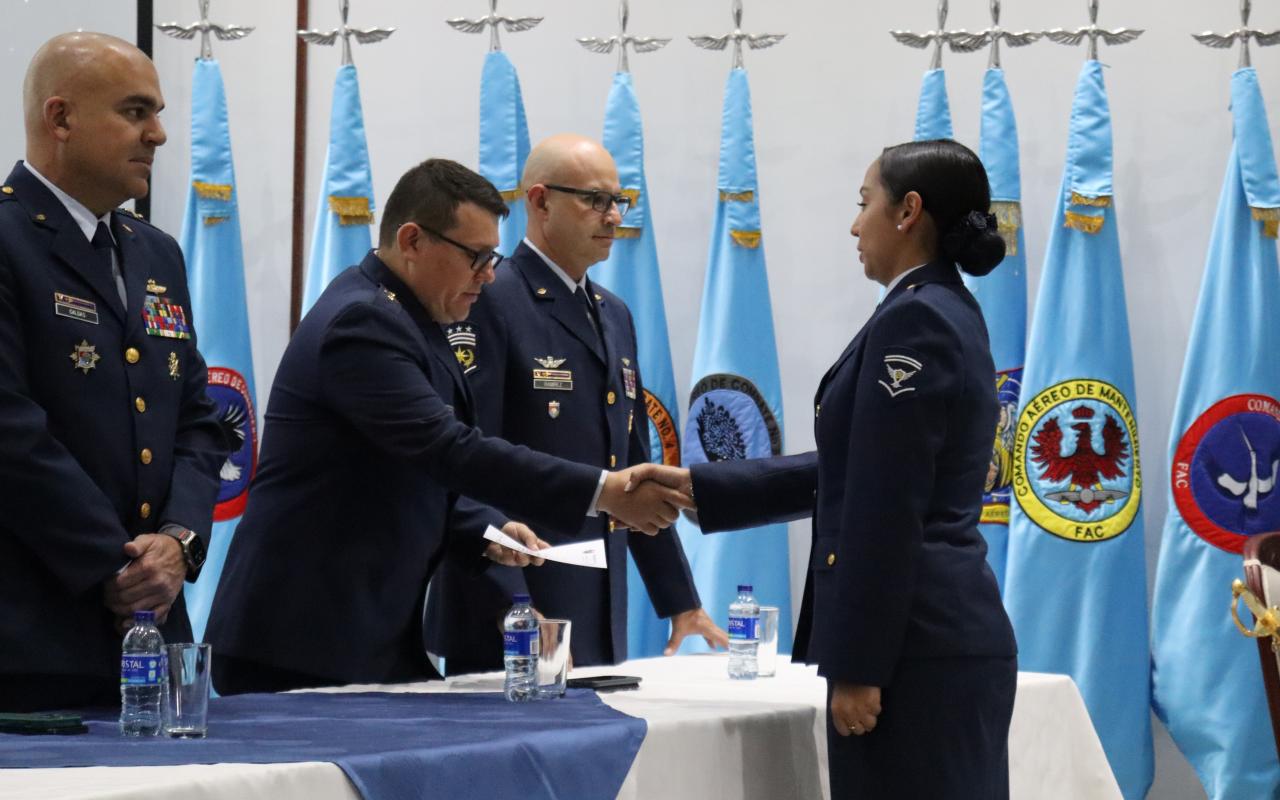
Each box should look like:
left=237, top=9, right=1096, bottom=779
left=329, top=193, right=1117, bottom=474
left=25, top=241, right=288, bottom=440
left=447, top=324, right=477, bottom=373
left=879, top=354, right=923, bottom=397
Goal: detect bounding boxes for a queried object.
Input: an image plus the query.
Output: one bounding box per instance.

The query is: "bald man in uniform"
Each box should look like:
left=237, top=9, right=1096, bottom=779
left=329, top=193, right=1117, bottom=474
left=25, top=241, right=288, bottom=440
left=0, top=33, right=229, bottom=711
left=426, top=135, right=727, bottom=672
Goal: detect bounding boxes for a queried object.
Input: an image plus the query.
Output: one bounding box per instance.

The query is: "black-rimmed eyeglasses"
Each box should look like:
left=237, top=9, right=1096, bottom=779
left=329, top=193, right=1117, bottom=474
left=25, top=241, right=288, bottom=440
left=544, top=184, right=632, bottom=218
left=417, top=224, right=504, bottom=272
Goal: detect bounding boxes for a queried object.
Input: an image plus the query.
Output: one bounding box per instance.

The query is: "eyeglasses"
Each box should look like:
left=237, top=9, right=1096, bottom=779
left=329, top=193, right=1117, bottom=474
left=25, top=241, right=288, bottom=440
left=416, top=224, right=504, bottom=272
left=544, top=184, right=632, bottom=218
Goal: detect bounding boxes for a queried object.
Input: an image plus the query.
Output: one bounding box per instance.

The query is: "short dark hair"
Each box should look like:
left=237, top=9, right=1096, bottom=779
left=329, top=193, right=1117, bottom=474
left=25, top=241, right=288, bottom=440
left=877, top=139, right=1005, bottom=276
left=378, top=159, right=508, bottom=247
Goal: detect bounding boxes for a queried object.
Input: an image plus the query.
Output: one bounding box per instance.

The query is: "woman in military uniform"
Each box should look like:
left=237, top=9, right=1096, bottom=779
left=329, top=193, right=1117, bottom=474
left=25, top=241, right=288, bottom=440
left=686, top=139, right=1018, bottom=797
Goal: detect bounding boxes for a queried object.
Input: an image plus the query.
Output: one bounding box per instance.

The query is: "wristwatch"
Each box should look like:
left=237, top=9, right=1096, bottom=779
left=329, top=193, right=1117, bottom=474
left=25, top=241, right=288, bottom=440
left=161, top=527, right=207, bottom=580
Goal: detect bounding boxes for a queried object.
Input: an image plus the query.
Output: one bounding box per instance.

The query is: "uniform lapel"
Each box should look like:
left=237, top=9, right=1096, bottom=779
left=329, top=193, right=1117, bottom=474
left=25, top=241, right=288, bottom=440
left=512, top=245, right=606, bottom=365
left=586, top=278, right=617, bottom=377
left=114, top=213, right=150, bottom=334
left=8, top=166, right=126, bottom=322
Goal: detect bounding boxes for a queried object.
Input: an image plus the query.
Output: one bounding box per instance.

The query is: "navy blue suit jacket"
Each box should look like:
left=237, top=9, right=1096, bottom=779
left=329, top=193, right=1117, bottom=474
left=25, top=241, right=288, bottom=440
left=0, top=162, right=227, bottom=683
left=425, top=242, right=697, bottom=669
left=207, top=252, right=605, bottom=685
left=693, top=261, right=1015, bottom=686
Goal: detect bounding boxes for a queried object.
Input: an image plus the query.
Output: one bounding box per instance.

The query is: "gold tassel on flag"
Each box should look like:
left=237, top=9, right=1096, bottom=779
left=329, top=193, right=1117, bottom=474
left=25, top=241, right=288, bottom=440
left=991, top=201, right=1022, bottom=256
left=193, top=181, right=232, bottom=201
left=1252, top=207, right=1279, bottom=239
left=730, top=230, right=761, bottom=248
left=719, top=190, right=754, bottom=203
left=1070, top=192, right=1111, bottom=207
left=328, top=195, right=374, bottom=226
left=1064, top=210, right=1105, bottom=234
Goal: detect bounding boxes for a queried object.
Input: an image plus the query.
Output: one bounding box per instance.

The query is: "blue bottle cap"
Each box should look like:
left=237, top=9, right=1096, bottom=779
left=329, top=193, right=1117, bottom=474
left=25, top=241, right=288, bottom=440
left=133, top=610, right=156, bottom=623
left=513, top=594, right=531, bottom=604
left=737, top=584, right=753, bottom=593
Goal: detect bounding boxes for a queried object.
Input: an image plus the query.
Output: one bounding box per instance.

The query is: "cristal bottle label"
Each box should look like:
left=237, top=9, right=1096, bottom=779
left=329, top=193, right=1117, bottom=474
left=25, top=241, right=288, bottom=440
left=728, top=616, right=759, bottom=641
left=120, top=655, right=163, bottom=685
left=503, top=630, right=540, bottom=657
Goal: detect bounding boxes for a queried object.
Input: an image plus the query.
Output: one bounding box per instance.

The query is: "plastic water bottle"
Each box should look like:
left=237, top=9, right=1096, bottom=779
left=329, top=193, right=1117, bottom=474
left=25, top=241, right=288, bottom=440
left=503, top=594, right=540, bottom=702
left=120, top=610, right=167, bottom=736
left=727, top=584, right=760, bottom=680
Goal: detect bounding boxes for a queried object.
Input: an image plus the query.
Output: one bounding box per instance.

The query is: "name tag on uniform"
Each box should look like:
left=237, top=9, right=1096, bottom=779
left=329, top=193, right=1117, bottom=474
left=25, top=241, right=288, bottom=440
left=142, top=293, right=192, bottom=340
left=533, top=368, right=574, bottom=391
left=53, top=292, right=98, bottom=325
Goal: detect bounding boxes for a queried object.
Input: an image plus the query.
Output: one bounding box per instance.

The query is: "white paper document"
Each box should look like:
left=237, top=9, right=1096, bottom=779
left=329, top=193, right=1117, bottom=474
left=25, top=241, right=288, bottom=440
left=483, top=525, right=608, bottom=569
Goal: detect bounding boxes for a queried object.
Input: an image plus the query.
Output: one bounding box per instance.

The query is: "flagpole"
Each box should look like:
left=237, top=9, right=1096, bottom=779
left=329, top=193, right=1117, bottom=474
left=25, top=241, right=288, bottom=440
left=291, top=0, right=309, bottom=332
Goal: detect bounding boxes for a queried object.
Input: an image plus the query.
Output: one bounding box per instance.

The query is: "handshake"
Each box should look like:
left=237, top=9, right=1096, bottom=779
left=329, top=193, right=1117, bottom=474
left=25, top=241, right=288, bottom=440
left=482, top=464, right=696, bottom=567
left=598, top=463, right=694, bottom=536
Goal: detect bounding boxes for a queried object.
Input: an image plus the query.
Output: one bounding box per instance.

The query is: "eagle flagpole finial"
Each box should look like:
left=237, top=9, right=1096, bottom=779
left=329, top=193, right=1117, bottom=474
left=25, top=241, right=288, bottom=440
left=1192, top=0, right=1280, bottom=69
left=298, top=0, right=395, bottom=67
left=890, top=0, right=970, bottom=71
left=156, top=0, right=254, bottom=61
left=446, top=0, right=544, bottom=54
left=1044, top=0, right=1143, bottom=62
left=947, top=0, right=1041, bottom=69
left=689, top=0, right=785, bottom=71
left=577, top=0, right=671, bottom=73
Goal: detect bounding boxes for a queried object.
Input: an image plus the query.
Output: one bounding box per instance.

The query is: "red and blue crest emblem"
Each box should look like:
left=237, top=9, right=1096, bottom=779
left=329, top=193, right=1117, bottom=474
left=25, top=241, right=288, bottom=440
left=1172, top=394, right=1280, bottom=554
left=207, top=367, right=257, bottom=521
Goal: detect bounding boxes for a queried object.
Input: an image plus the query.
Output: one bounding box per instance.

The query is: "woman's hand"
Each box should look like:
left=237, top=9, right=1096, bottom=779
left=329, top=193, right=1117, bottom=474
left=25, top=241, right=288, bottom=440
left=831, top=681, right=882, bottom=736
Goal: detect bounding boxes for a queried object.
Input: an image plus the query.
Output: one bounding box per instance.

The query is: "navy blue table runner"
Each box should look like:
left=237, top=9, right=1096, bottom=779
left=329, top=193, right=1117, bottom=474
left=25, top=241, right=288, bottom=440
left=0, top=690, right=646, bottom=800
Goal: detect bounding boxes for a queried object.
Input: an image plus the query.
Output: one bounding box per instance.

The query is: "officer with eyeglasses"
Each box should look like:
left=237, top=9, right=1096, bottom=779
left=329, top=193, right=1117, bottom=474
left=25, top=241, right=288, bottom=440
left=206, top=158, right=694, bottom=693
left=426, top=135, right=727, bottom=673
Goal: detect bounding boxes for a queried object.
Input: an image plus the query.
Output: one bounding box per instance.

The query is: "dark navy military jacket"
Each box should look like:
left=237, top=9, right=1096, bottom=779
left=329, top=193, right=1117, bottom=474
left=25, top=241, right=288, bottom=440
left=693, top=261, right=1016, bottom=685
left=0, top=162, right=226, bottom=682
left=207, top=252, right=603, bottom=685
left=426, top=242, right=697, bottom=670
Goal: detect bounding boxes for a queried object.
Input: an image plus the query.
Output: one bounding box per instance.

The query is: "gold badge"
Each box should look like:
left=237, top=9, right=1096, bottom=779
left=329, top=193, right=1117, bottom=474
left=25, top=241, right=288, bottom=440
left=548, top=400, right=561, bottom=419
left=168, top=351, right=180, bottom=380
left=381, top=286, right=398, bottom=303
left=145, top=278, right=167, bottom=295
left=69, top=340, right=100, bottom=374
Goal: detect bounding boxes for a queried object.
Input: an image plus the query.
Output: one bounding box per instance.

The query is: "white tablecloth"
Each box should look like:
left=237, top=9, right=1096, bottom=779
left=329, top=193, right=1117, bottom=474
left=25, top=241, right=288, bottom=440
left=0, top=655, right=1120, bottom=800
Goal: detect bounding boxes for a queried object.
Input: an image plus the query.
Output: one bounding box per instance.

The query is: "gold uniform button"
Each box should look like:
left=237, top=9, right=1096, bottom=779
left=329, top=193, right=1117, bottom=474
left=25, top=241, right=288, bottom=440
left=607, top=391, right=617, bottom=405
left=135, top=396, right=147, bottom=413
left=139, top=502, right=152, bottom=519
left=0, top=186, right=12, bottom=194
left=608, top=518, right=617, bottom=533
left=34, top=213, right=46, bottom=222
left=815, top=403, right=821, bottom=417
left=826, top=553, right=836, bottom=566
left=139, top=448, right=153, bottom=465
left=125, top=347, right=141, bottom=364
left=609, top=454, right=617, bottom=467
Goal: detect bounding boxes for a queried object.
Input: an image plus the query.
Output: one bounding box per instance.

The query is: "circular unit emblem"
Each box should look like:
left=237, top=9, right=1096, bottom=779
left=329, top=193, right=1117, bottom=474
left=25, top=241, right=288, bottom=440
left=1012, top=378, right=1141, bottom=542
left=682, top=373, right=781, bottom=465
left=1172, top=394, right=1280, bottom=554
left=644, top=389, right=681, bottom=466
left=207, top=366, right=257, bottom=521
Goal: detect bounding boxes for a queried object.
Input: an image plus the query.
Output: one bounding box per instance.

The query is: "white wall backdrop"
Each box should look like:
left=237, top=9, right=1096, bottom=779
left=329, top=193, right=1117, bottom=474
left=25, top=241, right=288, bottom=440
left=6, top=1, right=1280, bottom=797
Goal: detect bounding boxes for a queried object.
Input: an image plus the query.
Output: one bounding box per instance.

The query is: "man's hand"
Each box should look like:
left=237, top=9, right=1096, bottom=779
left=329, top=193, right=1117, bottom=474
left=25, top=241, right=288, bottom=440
left=103, top=534, right=186, bottom=630
left=483, top=521, right=550, bottom=567
left=664, top=607, right=729, bottom=656
left=623, top=464, right=693, bottom=500
left=830, top=681, right=882, bottom=737
left=597, top=466, right=693, bottom=535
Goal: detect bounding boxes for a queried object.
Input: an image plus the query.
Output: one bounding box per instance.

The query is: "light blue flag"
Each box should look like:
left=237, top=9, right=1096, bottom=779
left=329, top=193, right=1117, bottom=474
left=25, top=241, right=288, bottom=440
left=178, top=59, right=258, bottom=643
left=1151, top=68, right=1280, bottom=800
left=302, top=64, right=375, bottom=314
left=914, top=68, right=954, bottom=141
left=590, top=72, right=683, bottom=659
left=1002, top=60, right=1153, bottom=799
left=478, top=51, right=531, bottom=254
left=964, top=67, right=1029, bottom=592
left=675, top=68, right=791, bottom=655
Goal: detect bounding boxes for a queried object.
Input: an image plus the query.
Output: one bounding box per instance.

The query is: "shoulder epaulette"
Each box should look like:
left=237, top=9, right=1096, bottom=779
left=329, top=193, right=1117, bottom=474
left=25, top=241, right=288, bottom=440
left=114, top=207, right=156, bottom=227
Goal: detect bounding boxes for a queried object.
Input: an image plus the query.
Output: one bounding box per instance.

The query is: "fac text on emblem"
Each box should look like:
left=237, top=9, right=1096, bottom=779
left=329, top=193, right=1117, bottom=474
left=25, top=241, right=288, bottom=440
left=1012, top=378, right=1142, bottom=542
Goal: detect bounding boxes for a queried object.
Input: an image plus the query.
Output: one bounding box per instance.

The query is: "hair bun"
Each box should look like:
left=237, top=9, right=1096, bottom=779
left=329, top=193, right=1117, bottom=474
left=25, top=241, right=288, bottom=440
left=941, top=210, right=1005, bottom=277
